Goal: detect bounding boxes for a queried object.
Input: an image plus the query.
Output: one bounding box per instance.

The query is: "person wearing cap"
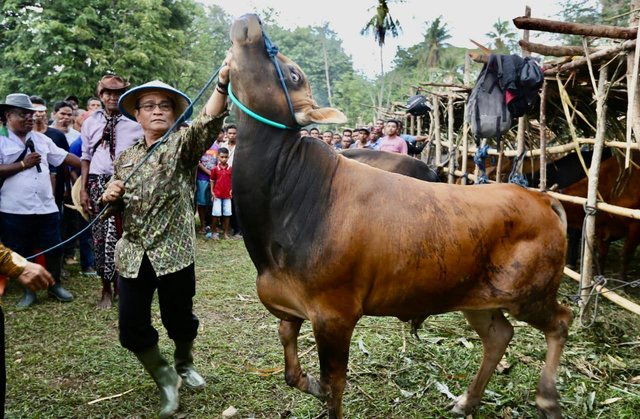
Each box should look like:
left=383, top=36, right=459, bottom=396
left=0, top=93, right=81, bottom=308
left=80, top=74, right=143, bottom=308
left=0, top=243, right=55, bottom=414
left=100, top=55, right=230, bottom=418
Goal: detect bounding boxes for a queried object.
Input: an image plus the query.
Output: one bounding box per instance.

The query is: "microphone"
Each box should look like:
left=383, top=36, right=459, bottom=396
left=25, top=139, right=41, bottom=173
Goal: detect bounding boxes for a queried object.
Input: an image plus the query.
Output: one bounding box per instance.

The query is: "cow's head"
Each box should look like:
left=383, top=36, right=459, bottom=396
left=229, top=14, right=346, bottom=128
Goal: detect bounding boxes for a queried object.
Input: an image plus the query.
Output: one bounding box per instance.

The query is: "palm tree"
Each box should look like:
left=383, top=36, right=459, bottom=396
left=486, top=19, right=518, bottom=54
left=418, top=16, right=451, bottom=70
left=361, top=0, right=402, bottom=110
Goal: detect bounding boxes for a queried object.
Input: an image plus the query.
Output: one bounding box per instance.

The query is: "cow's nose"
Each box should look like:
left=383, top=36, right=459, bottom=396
left=231, top=14, right=263, bottom=44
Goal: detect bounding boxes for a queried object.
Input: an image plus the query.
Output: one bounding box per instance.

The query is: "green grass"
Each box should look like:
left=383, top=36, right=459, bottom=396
left=4, top=237, right=640, bottom=418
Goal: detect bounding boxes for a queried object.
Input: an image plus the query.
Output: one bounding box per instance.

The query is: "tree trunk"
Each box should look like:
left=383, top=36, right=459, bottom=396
left=321, top=29, right=333, bottom=107
left=513, top=16, right=637, bottom=39
left=378, top=45, right=385, bottom=114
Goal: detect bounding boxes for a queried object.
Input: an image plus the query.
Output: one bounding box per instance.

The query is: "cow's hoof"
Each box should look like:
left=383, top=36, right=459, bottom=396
left=536, top=395, right=563, bottom=419
left=449, top=394, right=476, bottom=417
left=305, top=373, right=326, bottom=400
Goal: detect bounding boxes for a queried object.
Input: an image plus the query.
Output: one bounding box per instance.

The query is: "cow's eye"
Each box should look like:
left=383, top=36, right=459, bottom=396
left=290, top=68, right=301, bottom=83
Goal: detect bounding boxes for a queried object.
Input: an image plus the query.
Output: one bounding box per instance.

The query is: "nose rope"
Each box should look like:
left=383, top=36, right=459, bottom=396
left=262, top=30, right=298, bottom=125
left=24, top=65, right=223, bottom=261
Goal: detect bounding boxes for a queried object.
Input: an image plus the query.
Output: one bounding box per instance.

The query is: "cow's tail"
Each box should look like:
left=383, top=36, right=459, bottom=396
left=549, top=197, right=567, bottom=230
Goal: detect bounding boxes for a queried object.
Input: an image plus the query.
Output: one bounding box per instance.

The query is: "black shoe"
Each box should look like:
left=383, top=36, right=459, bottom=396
left=48, top=284, right=74, bottom=302
left=16, top=290, right=37, bottom=309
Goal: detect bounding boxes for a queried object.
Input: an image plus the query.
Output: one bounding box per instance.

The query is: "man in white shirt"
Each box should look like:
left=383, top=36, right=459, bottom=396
left=0, top=94, right=81, bottom=308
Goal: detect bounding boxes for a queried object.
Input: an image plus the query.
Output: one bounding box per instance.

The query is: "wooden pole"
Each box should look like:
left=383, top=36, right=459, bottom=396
left=433, top=95, right=442, bottom=165
left=579, top=64, right=609, bottom=318
left=519, top=39, right=600, bottom=56
left=539, top=80, right=548, bottom=191
left=513, top=16, right=638, bottom=39
left=447, top=91, right=455, bottom=184
left=514, top=6, right=531, bottom=182
left=626, top=0, right=640, bottom=168
left=544, top=39, right=636, bottom=76
left=461, top=52, right=471, bottom=185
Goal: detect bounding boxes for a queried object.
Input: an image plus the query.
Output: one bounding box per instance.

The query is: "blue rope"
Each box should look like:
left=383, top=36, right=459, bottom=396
left=473, top=144, right=490, bottom=184
left=263, top=30, right=297, bottom=125
left=228, top=83, right=295, bottom=130
left=25, top=65, right=223, bottom=261
left=508, top=148, right=529, bottom=187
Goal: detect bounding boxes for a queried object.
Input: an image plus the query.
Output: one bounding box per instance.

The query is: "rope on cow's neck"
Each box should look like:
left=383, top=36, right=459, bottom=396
left=25, top=65, right=224, bottom=261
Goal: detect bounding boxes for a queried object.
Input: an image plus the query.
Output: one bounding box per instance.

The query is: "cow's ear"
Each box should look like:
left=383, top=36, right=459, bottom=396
left=296, top=107, right=347, bottom=125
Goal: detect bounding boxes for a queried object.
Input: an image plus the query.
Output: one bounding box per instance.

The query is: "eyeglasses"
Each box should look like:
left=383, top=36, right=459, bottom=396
left=9, top=110, right=34, bottom=119
left=136, top=101, right=174, bottom=112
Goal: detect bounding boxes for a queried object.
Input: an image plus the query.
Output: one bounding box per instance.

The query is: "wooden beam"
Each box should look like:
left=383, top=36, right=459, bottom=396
left=519, top=40, right=600, bottom=56
left=544, top=39, right=636, bottom=75
left=513, top=16, right=637, bottom=39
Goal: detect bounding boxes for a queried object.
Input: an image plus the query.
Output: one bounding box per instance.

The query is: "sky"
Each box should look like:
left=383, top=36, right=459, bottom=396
left=201, top=0, right=565, bottom=78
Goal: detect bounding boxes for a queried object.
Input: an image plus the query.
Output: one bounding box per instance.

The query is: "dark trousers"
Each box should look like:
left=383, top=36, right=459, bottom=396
left=77, top=216, right=95, bottom=271
left=118, top=255, right=199, bottom=352
left=0, top=212, right=62, bottom=283
left=61, top=205, right=77, bottom=260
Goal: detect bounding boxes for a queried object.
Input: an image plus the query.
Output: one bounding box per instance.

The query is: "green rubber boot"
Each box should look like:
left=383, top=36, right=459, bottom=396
left=174, top=340, right=206, bottom=390
left=134, top=345, right=182, bottom=418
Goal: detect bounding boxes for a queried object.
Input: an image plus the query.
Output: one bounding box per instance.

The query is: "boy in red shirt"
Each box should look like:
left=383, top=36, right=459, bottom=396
left=208, top=148, right=232, bottom=239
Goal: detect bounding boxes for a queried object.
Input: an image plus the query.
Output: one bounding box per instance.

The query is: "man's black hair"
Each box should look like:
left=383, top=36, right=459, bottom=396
left=385, top=119, right=401, bottom=128
left=218, top=147, right=230, bottom=155
left=53, top=101, right=74, bottom=113
left=224, top=124, right=237, bottom=132
left=29, top=95, right=46, bottom=106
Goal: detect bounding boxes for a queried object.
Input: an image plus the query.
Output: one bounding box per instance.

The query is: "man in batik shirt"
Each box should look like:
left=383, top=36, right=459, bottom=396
left=101, top=57, right=230, bottom=418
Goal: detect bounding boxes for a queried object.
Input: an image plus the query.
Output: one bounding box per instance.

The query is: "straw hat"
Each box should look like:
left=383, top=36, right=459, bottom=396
left=118, top=79, right=192, bottom=123
left=65, top=177, right=90, bottom=222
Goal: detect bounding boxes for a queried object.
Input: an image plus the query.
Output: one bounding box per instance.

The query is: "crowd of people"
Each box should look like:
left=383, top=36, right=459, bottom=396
left=300, top=118, right=430, bottom=155
left=0, top=57, right=432, bottom=416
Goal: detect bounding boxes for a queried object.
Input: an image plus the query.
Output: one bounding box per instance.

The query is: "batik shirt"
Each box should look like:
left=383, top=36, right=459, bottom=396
left=0, top=243, right=27, bottom=278
left=111, top=112, right=225, bottom=278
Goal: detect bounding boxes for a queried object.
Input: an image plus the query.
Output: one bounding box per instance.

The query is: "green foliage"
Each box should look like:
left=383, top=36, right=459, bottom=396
left=360, top=0, right=402, bottom=47
left=486, top=18, right=518, bottom=54
left=0, top=0, right=230, bottom=104
left=264, top=23, right=355, bottom=109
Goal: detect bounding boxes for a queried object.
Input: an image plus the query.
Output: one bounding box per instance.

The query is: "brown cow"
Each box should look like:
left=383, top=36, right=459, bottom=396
left=560, top=150, right=640, bottom=280
left=228, top=14, right=572, bottom=419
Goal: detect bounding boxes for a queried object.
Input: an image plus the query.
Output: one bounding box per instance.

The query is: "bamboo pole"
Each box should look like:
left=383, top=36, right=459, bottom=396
left=579, top=64, right=609, bottom=317
left=539, top=80, right=548, bottom=190
left=461, top=52, right=471, bottom=185
left=626, top=1, right=640, bottom=168
left=513, top=6, right=531, bottom=184
left=546, top=191, right=640, bottom=220
left=433, top=95, right=442, bottom=165
left=440, top=137, right=640, bottom=158
left=513, top=16, right=638, bottom=39
left=519, top=39, right=601, bottom=56
left=563, top=267, right=640, bottom=316
left=447, top=91, right=455, bottom=184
